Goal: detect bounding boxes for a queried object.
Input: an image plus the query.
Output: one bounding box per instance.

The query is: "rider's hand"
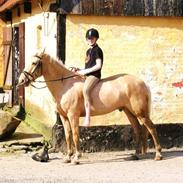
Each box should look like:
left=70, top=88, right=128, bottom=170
left=69, top=67, right=80, bottom=72
left=75, top=70, right=86, bottom=80
left=76, top=70, right=85, bottom=76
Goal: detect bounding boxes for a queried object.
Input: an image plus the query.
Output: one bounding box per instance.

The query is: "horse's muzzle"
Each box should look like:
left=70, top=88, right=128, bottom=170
left=17, top=73, right=30, bottom=88
left=17, top=79, right=29, bottom=88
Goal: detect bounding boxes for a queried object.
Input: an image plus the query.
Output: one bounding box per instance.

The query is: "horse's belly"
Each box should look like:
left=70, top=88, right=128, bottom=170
left=81, top=75, right=129, bottom=116
left=90, top=92, right=123, bottom=116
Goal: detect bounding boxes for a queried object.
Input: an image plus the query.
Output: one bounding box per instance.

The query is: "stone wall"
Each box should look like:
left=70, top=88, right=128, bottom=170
left=51, top=123, right=183, bottom=153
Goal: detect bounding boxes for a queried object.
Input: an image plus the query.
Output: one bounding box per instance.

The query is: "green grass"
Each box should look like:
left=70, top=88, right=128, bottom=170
left=23, top=114, right=52, bottom=141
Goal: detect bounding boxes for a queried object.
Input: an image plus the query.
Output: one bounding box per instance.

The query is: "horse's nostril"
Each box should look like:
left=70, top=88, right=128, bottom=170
left=18, top=78, right=26, bottom=86
left=21, top=79, right=25, bottom=84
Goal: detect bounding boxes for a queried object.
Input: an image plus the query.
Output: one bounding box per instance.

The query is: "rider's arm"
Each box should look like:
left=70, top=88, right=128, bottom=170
left=77, top=58, right=102, bottom=76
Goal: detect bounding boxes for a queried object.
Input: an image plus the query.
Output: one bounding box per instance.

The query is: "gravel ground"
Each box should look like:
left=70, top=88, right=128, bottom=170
left=0, top=148, right=183, bottom=183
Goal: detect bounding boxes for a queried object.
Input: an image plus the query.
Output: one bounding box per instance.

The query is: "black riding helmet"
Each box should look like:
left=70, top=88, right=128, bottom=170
left=86, top=28, right=99, bottom=39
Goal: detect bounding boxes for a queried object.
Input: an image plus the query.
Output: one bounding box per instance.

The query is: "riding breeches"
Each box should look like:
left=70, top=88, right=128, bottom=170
left=83, top=75, right=99, bottom=104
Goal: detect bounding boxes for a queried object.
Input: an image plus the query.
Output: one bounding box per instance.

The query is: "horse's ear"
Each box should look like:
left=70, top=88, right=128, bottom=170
left=42, top=47, right=46, bottom=54
left=36, top=47, right=46, bottom=57
left=40, top=47, right=46, bottom=57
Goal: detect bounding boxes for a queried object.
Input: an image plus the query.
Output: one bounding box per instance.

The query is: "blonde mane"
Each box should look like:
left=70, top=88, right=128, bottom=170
left=46, top=53, right=66, bottom=68
left=43, top=53, right=72, bottom=74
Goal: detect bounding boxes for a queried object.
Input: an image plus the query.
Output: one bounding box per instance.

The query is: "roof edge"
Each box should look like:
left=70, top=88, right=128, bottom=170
left=0, top=0, right=23, bottom=13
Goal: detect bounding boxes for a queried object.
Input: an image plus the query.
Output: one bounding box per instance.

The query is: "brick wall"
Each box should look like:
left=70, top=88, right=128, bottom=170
left=66, top=15, right=183, bottom=125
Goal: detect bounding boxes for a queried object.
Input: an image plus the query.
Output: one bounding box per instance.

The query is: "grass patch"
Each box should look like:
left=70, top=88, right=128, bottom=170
left=24, top=114, right=52, bottom=141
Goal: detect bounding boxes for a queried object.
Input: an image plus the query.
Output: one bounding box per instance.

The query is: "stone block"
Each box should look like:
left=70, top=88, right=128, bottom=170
left=0, top=110, right=21, bottom=140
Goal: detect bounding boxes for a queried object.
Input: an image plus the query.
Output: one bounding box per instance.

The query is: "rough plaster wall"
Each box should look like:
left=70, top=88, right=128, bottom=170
left=24, top=12, right=57, bottom=128
left=66, top=15, right=183, bottom=125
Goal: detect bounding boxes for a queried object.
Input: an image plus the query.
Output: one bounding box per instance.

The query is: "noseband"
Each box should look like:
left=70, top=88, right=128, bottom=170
left=22, top=56, right=42, bottom=83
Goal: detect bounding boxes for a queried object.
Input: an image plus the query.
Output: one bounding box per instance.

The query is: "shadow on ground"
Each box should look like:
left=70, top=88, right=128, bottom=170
left=76, top=149, right=183, bottom=165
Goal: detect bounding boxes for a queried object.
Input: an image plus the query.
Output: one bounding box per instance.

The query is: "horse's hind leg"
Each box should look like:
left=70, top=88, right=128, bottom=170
left=139, top=116, right=162, bottom=160
left=60, top=116, right=73, bottom=163
left=123, top=108, right=143, bottom=158
left=141, top=124, right=149, bottom=155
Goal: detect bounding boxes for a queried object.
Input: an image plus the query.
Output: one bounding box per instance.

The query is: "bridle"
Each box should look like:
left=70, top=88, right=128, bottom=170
left=22, top=57, right=42, bottom=82
left=20, top=55, right=84, bottom=89
left=21, top=55, right=44, bottom=89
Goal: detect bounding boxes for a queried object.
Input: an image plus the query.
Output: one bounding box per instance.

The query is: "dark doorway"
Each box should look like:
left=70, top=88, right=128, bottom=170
left=12, top=23, right=25, bottom=106
left=12, top=26, right=19, bottom=105
left=3, top=23, right=25, bottom=107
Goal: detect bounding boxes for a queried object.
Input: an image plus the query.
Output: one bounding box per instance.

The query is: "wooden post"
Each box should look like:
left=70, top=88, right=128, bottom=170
left=56, top=0, right=66, bottom=63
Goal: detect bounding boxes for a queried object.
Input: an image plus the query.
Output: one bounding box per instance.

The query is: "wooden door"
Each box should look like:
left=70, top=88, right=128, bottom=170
left=12, top=23, right=25, bottom=106
left=2, top=26, right=12, bottom=106
left=2, top=22, right=25, bottom=107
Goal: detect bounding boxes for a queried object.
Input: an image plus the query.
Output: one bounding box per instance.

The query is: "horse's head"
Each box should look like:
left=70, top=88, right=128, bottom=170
left=18, top=53, right=43, bottom=87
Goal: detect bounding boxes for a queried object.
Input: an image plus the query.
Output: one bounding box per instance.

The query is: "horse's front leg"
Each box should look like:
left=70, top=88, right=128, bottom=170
left=68, top=112, right=81, bottom=165
left=60, top=115, right=73, bottom=163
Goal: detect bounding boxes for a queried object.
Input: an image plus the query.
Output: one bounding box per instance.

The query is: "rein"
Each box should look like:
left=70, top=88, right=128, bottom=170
left=36, top=75, right=78, bottom=83
left=33, top=75, right=78, bottom=89
left=20, top=55, right=85, bottom=89
left=23, top=71, right=80, bottom=89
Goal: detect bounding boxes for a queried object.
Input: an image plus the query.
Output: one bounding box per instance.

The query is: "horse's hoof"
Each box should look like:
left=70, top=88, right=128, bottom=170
left=63, top=159, right=71, bottom=163
left=154, top=155, right=163, bottom=161
left=63, top=158, right=71, bottom=163
left=71, top=158, right=80, bottom=165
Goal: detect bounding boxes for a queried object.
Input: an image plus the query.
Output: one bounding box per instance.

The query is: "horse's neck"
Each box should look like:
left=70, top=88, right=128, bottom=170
left=42, top=55, right=73, bottom=99
left=43, top=56, right=72, bottom=79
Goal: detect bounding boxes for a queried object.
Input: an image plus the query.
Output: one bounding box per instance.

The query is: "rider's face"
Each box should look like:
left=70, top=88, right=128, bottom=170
left=86, top=37, right=97, bottom=46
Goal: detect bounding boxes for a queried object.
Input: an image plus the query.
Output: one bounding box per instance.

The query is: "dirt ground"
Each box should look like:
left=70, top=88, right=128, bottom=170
left=0, top=147, right=183, bottom=183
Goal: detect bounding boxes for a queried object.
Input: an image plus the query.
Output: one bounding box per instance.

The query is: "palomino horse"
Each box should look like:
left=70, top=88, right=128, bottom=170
left=18, top=52, right=162, bottom=164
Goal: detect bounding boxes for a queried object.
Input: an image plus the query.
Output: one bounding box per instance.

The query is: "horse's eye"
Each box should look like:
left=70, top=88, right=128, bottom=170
left=32, top=62, right=37, bottom=65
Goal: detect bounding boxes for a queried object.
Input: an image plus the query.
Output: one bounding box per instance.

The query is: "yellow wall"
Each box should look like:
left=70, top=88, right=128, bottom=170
left=0, top=19, right=5, bottom=86
left=66, top=15, right=183, bottom=125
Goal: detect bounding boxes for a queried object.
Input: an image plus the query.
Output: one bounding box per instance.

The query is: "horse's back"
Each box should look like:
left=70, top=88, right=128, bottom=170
left=100, top=73, right=145, bottom=85
left=98, top=73, right=148, bottom=95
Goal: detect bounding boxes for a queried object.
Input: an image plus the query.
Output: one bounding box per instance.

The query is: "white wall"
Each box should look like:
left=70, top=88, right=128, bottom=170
left=24, top=12, right=57, bottom=127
